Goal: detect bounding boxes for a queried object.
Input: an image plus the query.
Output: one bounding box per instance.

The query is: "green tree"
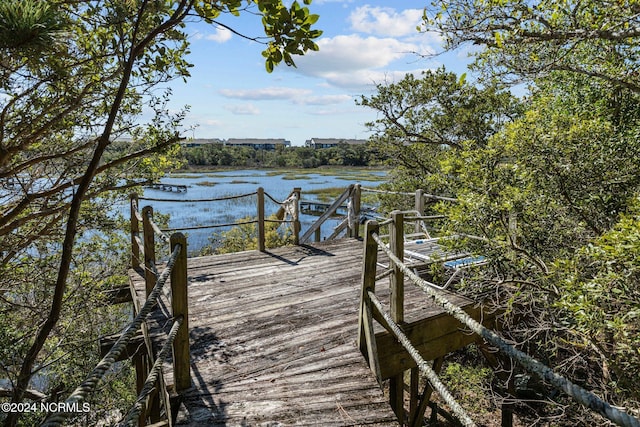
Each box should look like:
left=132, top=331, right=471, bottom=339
left=363, top=2, right=640, bottom=419
left=202, top=215, right=294, bottom=254
left=0, top=1, right=320, bottom=425
left=554, top=199, right=640, bottom=396
left=425, top=0, right=640, bottom=91
left=358, top=68, right=521, bottom=200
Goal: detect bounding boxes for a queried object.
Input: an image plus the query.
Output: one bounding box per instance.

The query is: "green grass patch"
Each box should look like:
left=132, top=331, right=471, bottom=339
left=229, top=180, right=259, bottom=184
left=303, top=186, right=348, bottom=202
left=195, top=181, right=218, bottom=187
left=281, top=174, right=313, bottom=180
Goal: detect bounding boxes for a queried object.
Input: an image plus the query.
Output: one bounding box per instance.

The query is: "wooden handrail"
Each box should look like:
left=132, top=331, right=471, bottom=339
left=170, top=233, right=190, bottom=392
left=257, top=187, right=265, bottom=252
left=299, top=184, right=355, bottom=244
left=130, top=193, right=141, bottom=269
left=142, top=205, right=156, bottom=296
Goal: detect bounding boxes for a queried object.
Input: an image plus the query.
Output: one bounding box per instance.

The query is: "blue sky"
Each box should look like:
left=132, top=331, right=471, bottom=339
left=167, top=1, right=473, bottom=146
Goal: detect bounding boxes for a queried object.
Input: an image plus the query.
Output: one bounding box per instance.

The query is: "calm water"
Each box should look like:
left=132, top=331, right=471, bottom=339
left=132, top=169, right=387, bottom=254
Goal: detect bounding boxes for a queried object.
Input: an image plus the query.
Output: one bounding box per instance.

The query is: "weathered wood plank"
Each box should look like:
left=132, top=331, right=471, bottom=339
left=129, top=238, right=493, bottom=426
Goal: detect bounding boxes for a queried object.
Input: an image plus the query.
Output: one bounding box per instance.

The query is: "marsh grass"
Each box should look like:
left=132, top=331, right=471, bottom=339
left=196, top=181, right=218, bottom=187
left=303, top=186, right=346, bottom=202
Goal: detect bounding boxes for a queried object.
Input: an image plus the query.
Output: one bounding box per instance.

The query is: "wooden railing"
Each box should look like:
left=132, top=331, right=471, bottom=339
left=126, top=195, right=190, bottom=426
left=43, top=205, right=189, bottom=427
left=358, top=212, right=640, bottom=427
left=299, top=184, right=361, bottom=244
left=131, top=187, right=301, bottom=254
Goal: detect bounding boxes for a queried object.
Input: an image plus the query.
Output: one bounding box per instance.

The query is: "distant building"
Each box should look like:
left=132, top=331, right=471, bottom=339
left=182, top=138, right=224, bottom=148
left=304, top=138, right=368, bottom=149
left=225, top=138, right=291, bottom=150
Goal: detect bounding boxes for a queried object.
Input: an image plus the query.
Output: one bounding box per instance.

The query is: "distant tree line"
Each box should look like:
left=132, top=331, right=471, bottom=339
left=181, top=142, right=385, bottom=168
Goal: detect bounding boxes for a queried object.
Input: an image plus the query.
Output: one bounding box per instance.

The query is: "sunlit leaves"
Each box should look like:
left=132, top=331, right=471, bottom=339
left=0, top=0, right=65, bottom=52
left=554, top=199, right=640, bottom=391
left=358, top=68, right=521, bottom=198
left=425, top=0, right=640, bottom=90
left=255, top=0, right=322, bottom=72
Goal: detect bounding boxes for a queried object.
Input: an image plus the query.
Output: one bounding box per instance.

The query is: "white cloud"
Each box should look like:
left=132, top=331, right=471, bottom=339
left=203, top=119, right=224, bottom=126
left=219, top=87, right=352, bottom=106
left=293, top=35, right=423, bottom=89
left=296, top=94, right=353, bottom=105
left=349, top=6, right=424, bottom=37
left=318, top=69, right=425, bottom=90
left=224, top=104, right=261, bottom=115
left=297, top=35, right=417, bottom=72
left=205, top=26, right=232, bottom=43
left=219, top=87, right=312, bottom=100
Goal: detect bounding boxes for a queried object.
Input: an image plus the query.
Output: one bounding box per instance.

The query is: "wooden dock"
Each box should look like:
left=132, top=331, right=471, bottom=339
left=130, top=238, right=490, bottom=426
left=145, top=182, right=188, bottom=192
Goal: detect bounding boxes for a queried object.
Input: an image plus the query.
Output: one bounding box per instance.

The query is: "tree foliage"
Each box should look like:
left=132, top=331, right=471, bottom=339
left=361, top=2, right=640, bottom=423
left=425, top=0, right=640, bottom=90
left=0, top=1, right=320, bottom=425
left=358, top=68, right=522, bottom=199
left=203, top=214, right=294, bottom=254
left=182, top=143, right=382, bottom=168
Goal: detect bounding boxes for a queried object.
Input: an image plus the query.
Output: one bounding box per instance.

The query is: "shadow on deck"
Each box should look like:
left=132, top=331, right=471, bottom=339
left=129, top=238, right=493, bottom=426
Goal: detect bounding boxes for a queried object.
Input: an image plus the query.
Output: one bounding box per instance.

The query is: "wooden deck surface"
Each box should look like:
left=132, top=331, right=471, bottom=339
left=130, top=238, right=480, bottom=426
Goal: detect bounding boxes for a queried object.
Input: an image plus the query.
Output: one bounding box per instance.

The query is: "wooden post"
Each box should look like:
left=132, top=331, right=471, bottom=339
left=314, top=227, right=321, bottom=242
left=389, top=210, right=404, bottom=322
left=293, top=187, right=301, bottom=245
left=357, top=220, right=382, bottom=381
left=134, top=353, right=147, bottom=426
left=130, top=193, right=140, bottom=269
left=502, top=402, right=514, bottom=427
left=142, top=206, right=156, bottom=296
left=350, top=184, right=361, bottom=238
left=410, top=357, right=445, bottom=427
left=389, top=210, right=405, bottom=424
left=257, top=187, right=265, bottom=252
left=415, top=189, right=424, bottom=235
left=170, top=232, right=191, bottom=392
left=410, top=367, right=419, bottom=421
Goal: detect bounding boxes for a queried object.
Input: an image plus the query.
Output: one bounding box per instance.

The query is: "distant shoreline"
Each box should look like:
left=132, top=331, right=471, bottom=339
left=177, top=164, right=388, bottom=173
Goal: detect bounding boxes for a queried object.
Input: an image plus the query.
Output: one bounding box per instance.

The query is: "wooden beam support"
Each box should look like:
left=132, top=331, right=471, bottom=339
left=142, top=205, right=156, bottom=296
left=389, top=210, right=405, bottom=424
left=300, top=184, right=354, bottom=244
left=99, top=331, right=145, bottom=361
left=410, top=357, right=444, bottom=427
left=171, top=232, right=191, bottom=392
left=130, top=193, right=140, bottom=269
left=257, top=187, right=265, bottom=252
left=293, top=187, right=301, bottom=245
left=415, top=189, right=425, bottom=236
left=350, top=184, right=361, bottom=238
left=375, top=306, right=498, bottom=379
left=103, top=285, right=133, bottom=305
left=358, top=221, right=382, bottom=382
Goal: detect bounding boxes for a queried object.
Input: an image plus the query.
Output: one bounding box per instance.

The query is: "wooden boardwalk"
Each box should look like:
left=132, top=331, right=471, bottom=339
left=130, top=238, right=484, bottom=426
